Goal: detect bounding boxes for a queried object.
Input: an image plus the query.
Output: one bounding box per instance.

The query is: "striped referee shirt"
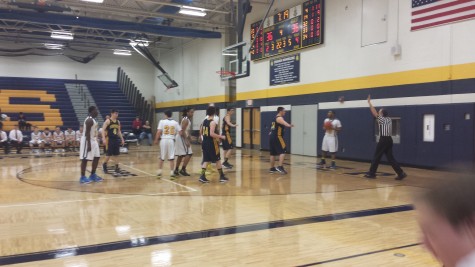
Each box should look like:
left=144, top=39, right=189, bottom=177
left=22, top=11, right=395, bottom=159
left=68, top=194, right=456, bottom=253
left=377, top=116, right=392, bottom=137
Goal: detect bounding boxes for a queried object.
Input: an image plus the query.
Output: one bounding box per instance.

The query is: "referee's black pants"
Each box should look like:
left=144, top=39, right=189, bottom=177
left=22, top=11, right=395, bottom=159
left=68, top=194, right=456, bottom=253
left=369, top=136, right=404, bottom=176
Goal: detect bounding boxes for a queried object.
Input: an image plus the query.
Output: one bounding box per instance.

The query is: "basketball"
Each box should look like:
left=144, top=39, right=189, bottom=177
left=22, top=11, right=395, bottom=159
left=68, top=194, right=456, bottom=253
left=324, top=121, right=333, bottom=129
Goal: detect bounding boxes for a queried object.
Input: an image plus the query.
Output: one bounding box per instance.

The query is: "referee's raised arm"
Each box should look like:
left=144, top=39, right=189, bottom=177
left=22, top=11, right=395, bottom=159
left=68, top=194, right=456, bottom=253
left=367, top=95, right=379, bottom=117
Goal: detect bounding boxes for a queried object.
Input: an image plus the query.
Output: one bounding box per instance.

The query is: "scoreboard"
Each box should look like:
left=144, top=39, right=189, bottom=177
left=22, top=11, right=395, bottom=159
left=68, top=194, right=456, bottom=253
left=250, top=0, right=324, bottom=61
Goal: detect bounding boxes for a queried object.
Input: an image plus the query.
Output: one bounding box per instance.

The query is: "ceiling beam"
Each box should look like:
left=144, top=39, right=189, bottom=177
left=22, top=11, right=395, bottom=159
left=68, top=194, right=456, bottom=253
left=60, top=0, right=232, bottom=27
left=130, top=0, right=229, bottom=14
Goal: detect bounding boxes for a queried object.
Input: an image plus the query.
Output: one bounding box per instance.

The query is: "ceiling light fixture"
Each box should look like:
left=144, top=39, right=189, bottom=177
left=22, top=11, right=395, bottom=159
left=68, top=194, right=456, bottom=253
left=129, top=39, right=150, bottom=47
left=51, top=31, right=74, bottom=40
left=80, top=0, right=104, bottom=3
left=179, top=6, right=207, bottom=17
left=44, top=43, right=64, bottom=50
left=114, top=49, right=132, bottom=56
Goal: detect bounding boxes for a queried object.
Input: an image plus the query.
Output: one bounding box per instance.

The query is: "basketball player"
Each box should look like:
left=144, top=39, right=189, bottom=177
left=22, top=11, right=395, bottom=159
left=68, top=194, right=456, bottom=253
left=365, top=95, right=406, bottom=180
left=41, top=127, right=53, bottom=149
left=154, top=110, right=182, bottom=178
left=79, top=106, right=103, bottom=184
left=174, top=108, right=194, bottom=176
left=269, top=107, right=294, bottom=174
left=317, top=111, right=342, bottom=169
left=102, top=109, right=125, bottom=174
left=52, top=126, right=65, bottom=149
left=221, top=108, right=238, bottom=169
left=199, top=106, right=228, bottom=183
left=200, top=104, right=220, bottom=174
left=29, top=126, right=44, bottom=150
left=415, top=176, right=475, bottom=267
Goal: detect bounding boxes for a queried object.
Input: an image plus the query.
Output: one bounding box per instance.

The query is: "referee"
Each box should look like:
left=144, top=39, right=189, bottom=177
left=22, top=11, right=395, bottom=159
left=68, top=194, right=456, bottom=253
left=364, top=95, right=407, bottom=180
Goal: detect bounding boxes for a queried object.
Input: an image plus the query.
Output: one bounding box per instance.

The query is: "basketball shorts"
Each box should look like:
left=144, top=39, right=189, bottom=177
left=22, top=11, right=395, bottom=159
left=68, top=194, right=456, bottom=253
left=175, top=136, right=192, bottom=156
left=79, top=137, right=100, bottom=161
left=202, top=139, right=220, bottom=163
left=221, top=131, right=234, bottom=150
left=54, top=141, right=64, bottom=145
left=322, top=135, right=338, bottom=153
left=160, top=138, right=176, bottom=161
left=106, top=138, right=121, bottom=156
left=30, top=140, right=43, bottom=145
left=269, top=135, right=286, bottom=156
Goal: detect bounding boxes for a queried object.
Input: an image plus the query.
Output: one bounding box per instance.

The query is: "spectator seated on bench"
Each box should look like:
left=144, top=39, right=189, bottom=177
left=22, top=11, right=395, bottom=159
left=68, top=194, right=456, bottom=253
left=18, top=112, right=32, bottom=132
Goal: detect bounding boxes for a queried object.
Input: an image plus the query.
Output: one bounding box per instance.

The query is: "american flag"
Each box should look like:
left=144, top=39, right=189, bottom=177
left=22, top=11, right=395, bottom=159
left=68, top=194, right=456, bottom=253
left=412, top=0, right=475, bottom=31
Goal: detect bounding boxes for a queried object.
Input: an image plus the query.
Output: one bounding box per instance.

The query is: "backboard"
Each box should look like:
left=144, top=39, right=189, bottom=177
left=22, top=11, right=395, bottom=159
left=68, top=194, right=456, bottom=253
left=157, top=73, right=178, bottom=89
left=220, top=41, right=250, bottom=80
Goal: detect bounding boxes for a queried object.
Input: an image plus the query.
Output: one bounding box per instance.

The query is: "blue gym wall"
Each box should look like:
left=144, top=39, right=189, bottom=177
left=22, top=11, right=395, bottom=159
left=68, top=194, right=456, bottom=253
left=318, top=103, right=475, bottom=169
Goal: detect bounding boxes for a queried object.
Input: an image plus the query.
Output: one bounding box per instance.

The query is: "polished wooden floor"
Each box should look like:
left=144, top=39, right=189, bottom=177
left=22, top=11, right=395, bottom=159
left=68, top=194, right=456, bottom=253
left=0, top=145, right=443, bottom=266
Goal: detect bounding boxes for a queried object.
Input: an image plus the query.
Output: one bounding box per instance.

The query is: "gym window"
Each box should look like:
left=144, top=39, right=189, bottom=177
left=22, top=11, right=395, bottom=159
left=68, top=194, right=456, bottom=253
left=374, top=117, right=401, bottom=144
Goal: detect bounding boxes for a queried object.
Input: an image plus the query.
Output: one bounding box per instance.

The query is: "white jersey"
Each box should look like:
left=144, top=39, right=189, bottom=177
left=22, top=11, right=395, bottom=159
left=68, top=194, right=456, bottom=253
left=53, top=131, right=64, bottom=141
left=82, top=116, right=98, bottom=140
left=79, top=117, right=100, bottom=160
left=181, top=116, right=191, bottom=137
left=158, top=118, right=181, bottom=139
left=324, top=118, right=342, bottom=137
left=65, top=130, right=76, bottom=141
left=31, top=132, right=42, bottom=142
left=175, top=117, right=193, bottom=156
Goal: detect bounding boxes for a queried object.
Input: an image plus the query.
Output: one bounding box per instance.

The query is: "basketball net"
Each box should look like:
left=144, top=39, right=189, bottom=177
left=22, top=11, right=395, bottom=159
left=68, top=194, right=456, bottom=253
left=216, top=70, right=236, bottom=80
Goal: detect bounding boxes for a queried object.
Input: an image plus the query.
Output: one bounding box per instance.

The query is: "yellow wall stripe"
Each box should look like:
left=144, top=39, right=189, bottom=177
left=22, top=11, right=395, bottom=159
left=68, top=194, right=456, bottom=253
left=156, top=95, right=230, bottom=109
left=155, top=62, right=475, bottom=108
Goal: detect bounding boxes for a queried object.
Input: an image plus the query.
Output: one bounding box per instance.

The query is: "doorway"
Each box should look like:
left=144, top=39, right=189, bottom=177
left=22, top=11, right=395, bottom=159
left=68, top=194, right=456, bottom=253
left=242, top=108, right=261, bottom=149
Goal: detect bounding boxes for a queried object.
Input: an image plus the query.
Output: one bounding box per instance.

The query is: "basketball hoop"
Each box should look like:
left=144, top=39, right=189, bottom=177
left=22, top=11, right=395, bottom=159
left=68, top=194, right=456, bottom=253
left=216, top=70, right=236, bottom=80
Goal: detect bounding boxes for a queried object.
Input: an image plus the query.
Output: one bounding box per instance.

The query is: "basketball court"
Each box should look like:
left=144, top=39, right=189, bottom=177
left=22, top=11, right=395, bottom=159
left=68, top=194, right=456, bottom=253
left=1, top=0, right=474, bottom=266
left=0, top=145, right=442, bottom=266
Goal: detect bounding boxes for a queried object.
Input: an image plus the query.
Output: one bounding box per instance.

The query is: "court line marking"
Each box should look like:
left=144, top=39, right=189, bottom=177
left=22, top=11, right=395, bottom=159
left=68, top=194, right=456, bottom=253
left=0, top=205, right=414, bottom=266
left=118, top=163, right=198, bottom=192
left=296, top=243, right=420, bottom=266
left=0, top=195, right=139, bottom=209
left=0, top=189, right=196, bottom=209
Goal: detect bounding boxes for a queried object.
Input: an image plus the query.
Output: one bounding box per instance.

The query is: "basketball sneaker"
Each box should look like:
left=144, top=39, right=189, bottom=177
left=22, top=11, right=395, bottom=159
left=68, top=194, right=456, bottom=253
left=219, top=176, right=229, bottom=183
left=173, top=169, right=180, bottom=176
left=89, top=173, right=103, bottom=183
left=395, top=172, right=407, bottom=181
left=80, top=176, right=92, bottom=184
left=269, top=167, right=278, bottom=173
left=179, top=169, right=191, bottom=176
left=276, top=166, right=288, bottom=174
left=329, top=162, right=336, bottom=170
left=102, top=163, right=108, bottom=174
left=364, top=173, right=376, bottom=179
left=170, top=171, right=178, bottom=180
left=223, top=162, right=233, bottom=169
left=316, top=159, right=326, bottom=168
left=199, top=175, right=210, bottom=183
